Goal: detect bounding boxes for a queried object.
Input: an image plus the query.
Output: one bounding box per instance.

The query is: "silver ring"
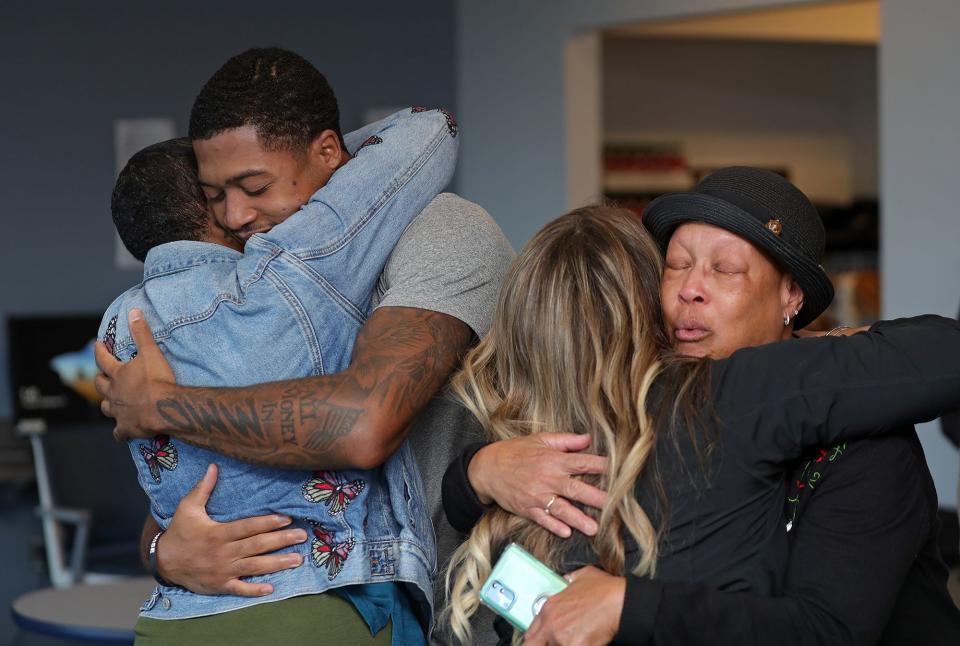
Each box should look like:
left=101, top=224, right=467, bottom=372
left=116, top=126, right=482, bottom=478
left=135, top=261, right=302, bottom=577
left=544, top=495, right=557, bottom=515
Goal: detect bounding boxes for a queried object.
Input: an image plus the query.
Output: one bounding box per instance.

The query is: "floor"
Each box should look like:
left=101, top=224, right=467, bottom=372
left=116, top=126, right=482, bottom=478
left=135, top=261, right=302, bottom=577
left=1, top=495, right=103, bottom=646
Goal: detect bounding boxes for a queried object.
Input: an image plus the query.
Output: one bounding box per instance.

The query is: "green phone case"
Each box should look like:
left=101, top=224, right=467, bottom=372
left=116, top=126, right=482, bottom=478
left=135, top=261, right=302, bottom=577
left=478, top=543, right=568, bottom=632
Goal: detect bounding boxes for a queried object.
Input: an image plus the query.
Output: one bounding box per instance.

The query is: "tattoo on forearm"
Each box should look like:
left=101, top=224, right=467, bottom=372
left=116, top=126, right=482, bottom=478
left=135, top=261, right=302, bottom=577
left=302, top=407, right=361, bottom=453
left=220, top=400, right=265, bottom=441
left=262, top=401, right=276, bottom=423
left=154, top=307, right=471, bottom=469
left=157, top=398, right=265, bottom=442
left=280, top=398, right=296, bottom=446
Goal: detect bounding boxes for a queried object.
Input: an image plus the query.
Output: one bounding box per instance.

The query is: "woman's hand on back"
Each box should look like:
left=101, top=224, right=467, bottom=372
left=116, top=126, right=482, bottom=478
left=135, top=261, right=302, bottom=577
left=467, top=433, right=608, bottom=538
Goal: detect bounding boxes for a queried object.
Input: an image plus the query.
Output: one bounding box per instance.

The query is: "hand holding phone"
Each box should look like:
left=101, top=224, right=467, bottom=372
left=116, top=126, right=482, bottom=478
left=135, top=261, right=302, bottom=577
left=479, top=543, right=568, bottom=631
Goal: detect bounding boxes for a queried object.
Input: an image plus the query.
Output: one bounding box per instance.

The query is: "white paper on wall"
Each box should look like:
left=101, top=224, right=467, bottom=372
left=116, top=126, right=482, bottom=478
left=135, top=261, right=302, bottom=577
left=113, top=118, right=177, bottom=270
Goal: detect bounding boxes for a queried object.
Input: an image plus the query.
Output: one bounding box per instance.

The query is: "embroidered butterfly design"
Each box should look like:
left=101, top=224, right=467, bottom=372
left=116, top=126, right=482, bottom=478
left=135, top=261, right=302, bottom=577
left=139, top=435, right=178, bottom=484
left=103, top=315, right=118, bottom=358
left=302, top=471, right=365, bottom=515
left=309, top=523, right=355, bottom=580
left=439, top=108, right=459, bottom=137
left=409, top=106, right=459, bottom=137
left=358, top=135, right=383, bottom=151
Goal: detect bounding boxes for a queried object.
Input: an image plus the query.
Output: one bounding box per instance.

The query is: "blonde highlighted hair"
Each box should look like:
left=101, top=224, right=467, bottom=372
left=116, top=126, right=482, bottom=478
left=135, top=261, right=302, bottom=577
left=444, top=205, right=710, bottom=643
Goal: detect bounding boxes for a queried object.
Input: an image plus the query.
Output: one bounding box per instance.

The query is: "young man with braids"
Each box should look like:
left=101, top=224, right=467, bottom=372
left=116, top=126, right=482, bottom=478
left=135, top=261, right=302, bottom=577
left=96, top=48, right=513, bottom=644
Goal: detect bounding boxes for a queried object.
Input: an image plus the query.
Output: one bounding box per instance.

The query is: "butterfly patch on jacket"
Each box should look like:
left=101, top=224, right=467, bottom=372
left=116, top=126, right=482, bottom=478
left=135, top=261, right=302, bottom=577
left=439, top=108, right=458, bottom=137
left=103, top=315, right=119, bottom=358
left=139, top=435, right=179, bottom=484
left=302, top=470, right=365, bottom=514
left=309, top=522, right=355, bottom=580
left=358, top=135, right=383, bottom=151
left=410, top=105, right=459, bottom=137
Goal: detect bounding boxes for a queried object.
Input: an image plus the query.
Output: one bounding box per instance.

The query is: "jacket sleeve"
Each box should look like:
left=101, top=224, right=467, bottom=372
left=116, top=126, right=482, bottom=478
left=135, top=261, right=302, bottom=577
left=942, top=407, right=960, bottom=448
left=712, top=315, right=960, bottom=463
left=261, top=106, right=458, bottom=261
left=942, top=306, right=960, bottom=447
left=441, top=441, right=491, bottom=534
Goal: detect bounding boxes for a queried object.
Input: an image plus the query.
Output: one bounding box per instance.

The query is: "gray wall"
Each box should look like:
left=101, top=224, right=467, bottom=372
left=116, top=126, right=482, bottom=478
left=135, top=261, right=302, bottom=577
left=880, top=0, right=960, bottom=507
left=0, top=1, right=456, bottom=419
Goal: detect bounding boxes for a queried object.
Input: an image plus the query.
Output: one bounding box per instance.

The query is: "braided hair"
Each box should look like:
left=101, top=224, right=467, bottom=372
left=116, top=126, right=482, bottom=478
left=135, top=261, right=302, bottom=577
left=189, top=47, right=342, bottom=151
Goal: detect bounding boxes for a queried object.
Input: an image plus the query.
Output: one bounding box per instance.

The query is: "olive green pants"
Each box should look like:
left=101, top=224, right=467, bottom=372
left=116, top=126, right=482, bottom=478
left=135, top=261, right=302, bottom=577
left=134, top=592, right=392, bottom=645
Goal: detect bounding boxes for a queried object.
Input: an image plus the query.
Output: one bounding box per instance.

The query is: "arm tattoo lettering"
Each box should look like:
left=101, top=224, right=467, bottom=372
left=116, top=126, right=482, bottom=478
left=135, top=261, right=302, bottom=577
left=153, top=307, right=472, bottom=469
left=262, top=401, right=276, bottom=422
left=280, top=398, right=297, bottom=446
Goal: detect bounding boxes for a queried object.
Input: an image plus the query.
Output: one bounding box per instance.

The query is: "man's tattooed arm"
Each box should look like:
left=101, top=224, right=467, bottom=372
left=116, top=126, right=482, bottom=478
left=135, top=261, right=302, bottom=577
left=150, top=307, right=472, bottom=470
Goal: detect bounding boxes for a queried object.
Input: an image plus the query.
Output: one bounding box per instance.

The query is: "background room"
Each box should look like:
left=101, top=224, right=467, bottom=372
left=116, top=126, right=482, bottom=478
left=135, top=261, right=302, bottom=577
left=1, top=2, right=456, bottom=644
left=1, top=0, right=958, bottom=644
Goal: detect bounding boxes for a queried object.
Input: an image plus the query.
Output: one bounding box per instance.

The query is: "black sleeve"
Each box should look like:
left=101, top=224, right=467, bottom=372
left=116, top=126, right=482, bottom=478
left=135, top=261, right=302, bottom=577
left=942, top=408, right=960, bottom=448
left=712, top=315, right=960, bottom=463
left=441, top=441, right=491, bottom=534
left=615, top=576, right=813, bottom=646
left=613, top=433, right=932, bottom=646
left=940, top=305, right=960, bottom=447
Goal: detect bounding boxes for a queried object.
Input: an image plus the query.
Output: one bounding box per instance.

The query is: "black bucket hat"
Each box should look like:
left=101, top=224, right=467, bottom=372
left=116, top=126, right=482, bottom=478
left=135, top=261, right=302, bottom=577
left=643, top=166, right=834, bottom=329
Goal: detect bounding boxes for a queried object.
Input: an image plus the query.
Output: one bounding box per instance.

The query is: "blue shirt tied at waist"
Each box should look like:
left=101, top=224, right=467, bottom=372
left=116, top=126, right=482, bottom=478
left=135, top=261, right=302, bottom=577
left=99, top=107, right=459, bottom=642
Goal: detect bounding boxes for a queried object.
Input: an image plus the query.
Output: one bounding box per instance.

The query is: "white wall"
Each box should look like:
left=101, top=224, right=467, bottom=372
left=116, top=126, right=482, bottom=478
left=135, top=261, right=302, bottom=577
left=603, top=37, right=878, bottom=204
left=880, top=0, right=960, bottom=508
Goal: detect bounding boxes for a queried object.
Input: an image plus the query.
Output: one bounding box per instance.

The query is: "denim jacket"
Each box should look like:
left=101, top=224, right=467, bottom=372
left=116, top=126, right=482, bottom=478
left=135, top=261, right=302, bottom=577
left=98, top=107, right=459, bottom=623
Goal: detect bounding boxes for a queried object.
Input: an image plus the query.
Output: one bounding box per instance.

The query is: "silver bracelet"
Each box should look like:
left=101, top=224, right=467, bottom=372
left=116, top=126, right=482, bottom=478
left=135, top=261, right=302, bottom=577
left=148, top=530, right=176, bottom=587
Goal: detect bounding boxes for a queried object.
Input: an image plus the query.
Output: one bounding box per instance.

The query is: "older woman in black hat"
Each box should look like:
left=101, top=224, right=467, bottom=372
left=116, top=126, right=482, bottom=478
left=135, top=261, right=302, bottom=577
left=443, top=168, right=960, bottom=645
left=648, top=167, right=834, bottom=357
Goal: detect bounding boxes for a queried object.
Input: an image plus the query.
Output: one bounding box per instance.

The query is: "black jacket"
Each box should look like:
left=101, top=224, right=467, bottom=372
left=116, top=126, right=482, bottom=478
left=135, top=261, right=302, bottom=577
left=442, top=316, right=960, bottom=645
left=943, top=304, right=960, bottom=448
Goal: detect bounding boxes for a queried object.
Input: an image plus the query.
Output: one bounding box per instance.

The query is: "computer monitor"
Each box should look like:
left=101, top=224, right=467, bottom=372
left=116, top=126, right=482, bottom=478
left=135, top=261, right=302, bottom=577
left=7, top=314, right=105, bottom=425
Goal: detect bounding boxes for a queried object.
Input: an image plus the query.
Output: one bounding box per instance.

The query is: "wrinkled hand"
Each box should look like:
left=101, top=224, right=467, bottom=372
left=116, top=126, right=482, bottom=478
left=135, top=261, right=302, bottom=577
left=468, top=434, right=607, bottom=538
left=95, top=308, right=177, bottom=441
left=525, top=566, right=625, bottom=646
left=156, top=464, right=308, bottom=596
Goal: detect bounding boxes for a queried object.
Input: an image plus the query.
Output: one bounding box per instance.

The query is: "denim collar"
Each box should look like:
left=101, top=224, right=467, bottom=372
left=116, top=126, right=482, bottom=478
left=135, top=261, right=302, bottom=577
left=142, top=241, right=243, bottom=281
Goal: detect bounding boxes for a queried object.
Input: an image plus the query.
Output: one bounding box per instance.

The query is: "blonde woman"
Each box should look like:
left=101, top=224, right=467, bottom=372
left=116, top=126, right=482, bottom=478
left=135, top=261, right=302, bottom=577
left=440, top=204, right=960, bottom=645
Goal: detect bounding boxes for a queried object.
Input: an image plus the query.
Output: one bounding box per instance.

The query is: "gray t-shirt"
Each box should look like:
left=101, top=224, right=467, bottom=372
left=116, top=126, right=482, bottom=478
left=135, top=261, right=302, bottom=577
left=371, top=191, right=512, bottom=542
left=371, top=192, right=512, bottom=644
left=372, top=192, right=514, bottom=338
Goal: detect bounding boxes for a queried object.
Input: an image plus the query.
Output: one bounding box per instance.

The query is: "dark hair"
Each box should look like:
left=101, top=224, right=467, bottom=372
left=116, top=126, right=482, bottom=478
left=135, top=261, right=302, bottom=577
left=111, top=138, right=209, bottom=262
left=189, top=47, right=342, bottom=151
